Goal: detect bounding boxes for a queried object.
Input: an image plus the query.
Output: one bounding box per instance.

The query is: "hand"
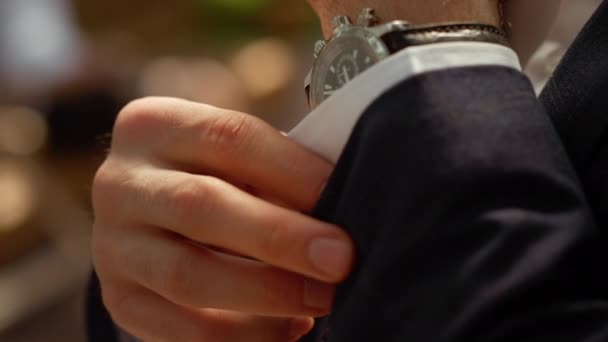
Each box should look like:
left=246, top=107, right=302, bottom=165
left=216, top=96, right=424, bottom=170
left=92, top=97, right=355, bottom=341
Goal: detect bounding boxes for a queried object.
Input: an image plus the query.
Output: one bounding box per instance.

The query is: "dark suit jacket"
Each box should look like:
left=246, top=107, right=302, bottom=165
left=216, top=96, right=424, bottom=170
left=302, top=2, right=608, bottom=341
left=87, top=2, right=608, bottom=341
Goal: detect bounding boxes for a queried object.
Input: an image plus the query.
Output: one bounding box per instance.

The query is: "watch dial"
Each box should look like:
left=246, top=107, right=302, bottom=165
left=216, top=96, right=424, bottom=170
left=310, top=27, right=389, bottom=108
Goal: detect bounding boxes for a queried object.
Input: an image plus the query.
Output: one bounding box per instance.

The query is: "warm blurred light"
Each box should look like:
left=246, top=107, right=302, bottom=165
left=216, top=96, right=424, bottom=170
left=0, top=161, right=37, bottom=232
left=0, top=107, right=48, bottom=156
left=231, top=38, right=296, bottom=99
left=138, top=57, right=248, bottom=110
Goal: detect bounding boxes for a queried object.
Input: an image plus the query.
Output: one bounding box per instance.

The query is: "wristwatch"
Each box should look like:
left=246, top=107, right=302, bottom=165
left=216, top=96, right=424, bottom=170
left=305, top=8, right=509, bottom=109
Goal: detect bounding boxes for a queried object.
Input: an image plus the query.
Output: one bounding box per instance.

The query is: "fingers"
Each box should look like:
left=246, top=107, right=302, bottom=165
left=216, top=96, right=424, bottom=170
left=99, top=226, right=335, bottom=317
left=92, top=96, right=348, bottom=341
left=108, top=167, right=354, bottom=283
left=112, top=97, right=332, bottom=211
left=102, top=281, right=314, bottom=342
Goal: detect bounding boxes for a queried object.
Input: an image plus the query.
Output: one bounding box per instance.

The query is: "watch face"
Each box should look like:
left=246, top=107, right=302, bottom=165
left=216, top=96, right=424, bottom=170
left=310, top=26, right=390, bottom=109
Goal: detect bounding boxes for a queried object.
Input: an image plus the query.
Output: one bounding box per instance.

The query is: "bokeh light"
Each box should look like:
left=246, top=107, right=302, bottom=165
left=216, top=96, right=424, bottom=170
left=138, top=57, right=249, bottom=110
left=0, top=161, right=37, bottom=233
left=0, top=107, right=48, bottom=156
left=231, top=38, right=296, bottom=99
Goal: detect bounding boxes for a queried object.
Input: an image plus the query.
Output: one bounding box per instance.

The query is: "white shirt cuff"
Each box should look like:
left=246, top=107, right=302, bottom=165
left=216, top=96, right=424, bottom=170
left=289, top=42, right=521, bottom=163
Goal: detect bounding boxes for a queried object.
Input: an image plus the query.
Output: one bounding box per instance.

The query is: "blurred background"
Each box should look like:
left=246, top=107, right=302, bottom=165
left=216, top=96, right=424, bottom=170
left=0, top=0, right=602, bottom=341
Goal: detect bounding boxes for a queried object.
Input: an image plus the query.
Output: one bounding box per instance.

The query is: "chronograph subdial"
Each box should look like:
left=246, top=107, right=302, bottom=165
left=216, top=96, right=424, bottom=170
left=321, top=49, right=377, bottom=101
left=336, top=53, right=360, bottom=86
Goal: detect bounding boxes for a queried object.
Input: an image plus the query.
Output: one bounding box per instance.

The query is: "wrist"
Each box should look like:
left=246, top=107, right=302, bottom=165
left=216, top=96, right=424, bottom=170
left=311, top=0, right=502, bottom=38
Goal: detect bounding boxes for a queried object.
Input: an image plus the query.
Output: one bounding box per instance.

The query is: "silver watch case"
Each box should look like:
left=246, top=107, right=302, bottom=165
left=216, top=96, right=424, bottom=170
left=305, top=9, right=409, bottom=109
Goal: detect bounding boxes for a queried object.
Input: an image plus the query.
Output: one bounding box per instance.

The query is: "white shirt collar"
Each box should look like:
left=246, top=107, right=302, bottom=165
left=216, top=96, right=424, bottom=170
left=289, top=41, right=521, bottom=163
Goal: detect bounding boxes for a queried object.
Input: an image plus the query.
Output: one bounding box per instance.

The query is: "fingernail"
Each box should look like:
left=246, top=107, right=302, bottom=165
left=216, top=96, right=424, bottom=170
left=289, top=317, right=314, bottom=340
left=303, top=279, right=334, bottom=310
left=308, top=238, right=352, bottom=278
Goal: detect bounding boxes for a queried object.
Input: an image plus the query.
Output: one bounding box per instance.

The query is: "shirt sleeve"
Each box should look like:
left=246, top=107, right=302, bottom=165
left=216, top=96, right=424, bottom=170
left=290, top=42, right=521, bottom=163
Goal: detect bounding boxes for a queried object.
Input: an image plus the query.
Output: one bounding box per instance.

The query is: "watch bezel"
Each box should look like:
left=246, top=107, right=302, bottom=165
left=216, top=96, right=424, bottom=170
left=308, top=25, right=391, bottom=109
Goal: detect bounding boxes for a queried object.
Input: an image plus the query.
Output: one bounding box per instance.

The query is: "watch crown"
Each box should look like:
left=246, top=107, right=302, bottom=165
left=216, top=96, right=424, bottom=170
left=313, top=40, right=326, bottom=58
left=332, top=15, right=351, bottom=29
left=357, top=8, right=379, bottom=27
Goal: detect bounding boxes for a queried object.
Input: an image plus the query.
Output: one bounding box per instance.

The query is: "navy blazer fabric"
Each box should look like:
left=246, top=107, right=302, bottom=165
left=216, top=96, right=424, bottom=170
left=301, top=2, right=608, bottom=341
left=305, top=66, right=608, bottom=341
left=540, top=0, right=608, bottom=231
left=88, top=2, right=608, bottom=341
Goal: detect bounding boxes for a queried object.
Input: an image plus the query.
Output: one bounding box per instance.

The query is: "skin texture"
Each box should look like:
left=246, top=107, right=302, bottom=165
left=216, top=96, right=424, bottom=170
left=308, top=0, right=501, bottom=39
left=91, top=1, right=561, bottom=341
left=92, top=98, right=355, bottom=341
left=308, top=0, right=563, bottom=65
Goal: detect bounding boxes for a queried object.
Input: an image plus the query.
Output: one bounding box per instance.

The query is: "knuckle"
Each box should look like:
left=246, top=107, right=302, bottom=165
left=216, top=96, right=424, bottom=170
left=91, top=161, right=120, bottom=219
left=91, top=159, right=134, bottom=222
left=203, top=112, right=256, bottom=154
left=114, top=99, right=157, bottom=141
left=169, top=177, right=219, bottom=226
left=113, top=97, right=176, bottom=146
left=92, top=160, right=117, bottom=199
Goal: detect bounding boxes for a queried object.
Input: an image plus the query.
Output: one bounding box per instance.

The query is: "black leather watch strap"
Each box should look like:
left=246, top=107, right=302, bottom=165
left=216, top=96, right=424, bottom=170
left=382, top=23, right=509, bottom=53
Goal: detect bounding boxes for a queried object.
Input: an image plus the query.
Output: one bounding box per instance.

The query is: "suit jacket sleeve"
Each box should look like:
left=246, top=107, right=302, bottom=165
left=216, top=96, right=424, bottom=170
left=86, top=271, right=120, bottom=341
left=306, top=66, right=608, bottom=341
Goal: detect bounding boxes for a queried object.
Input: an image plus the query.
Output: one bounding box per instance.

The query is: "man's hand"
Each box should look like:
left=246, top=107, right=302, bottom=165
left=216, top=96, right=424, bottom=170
left=91, top=97, right=355, bottom=342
